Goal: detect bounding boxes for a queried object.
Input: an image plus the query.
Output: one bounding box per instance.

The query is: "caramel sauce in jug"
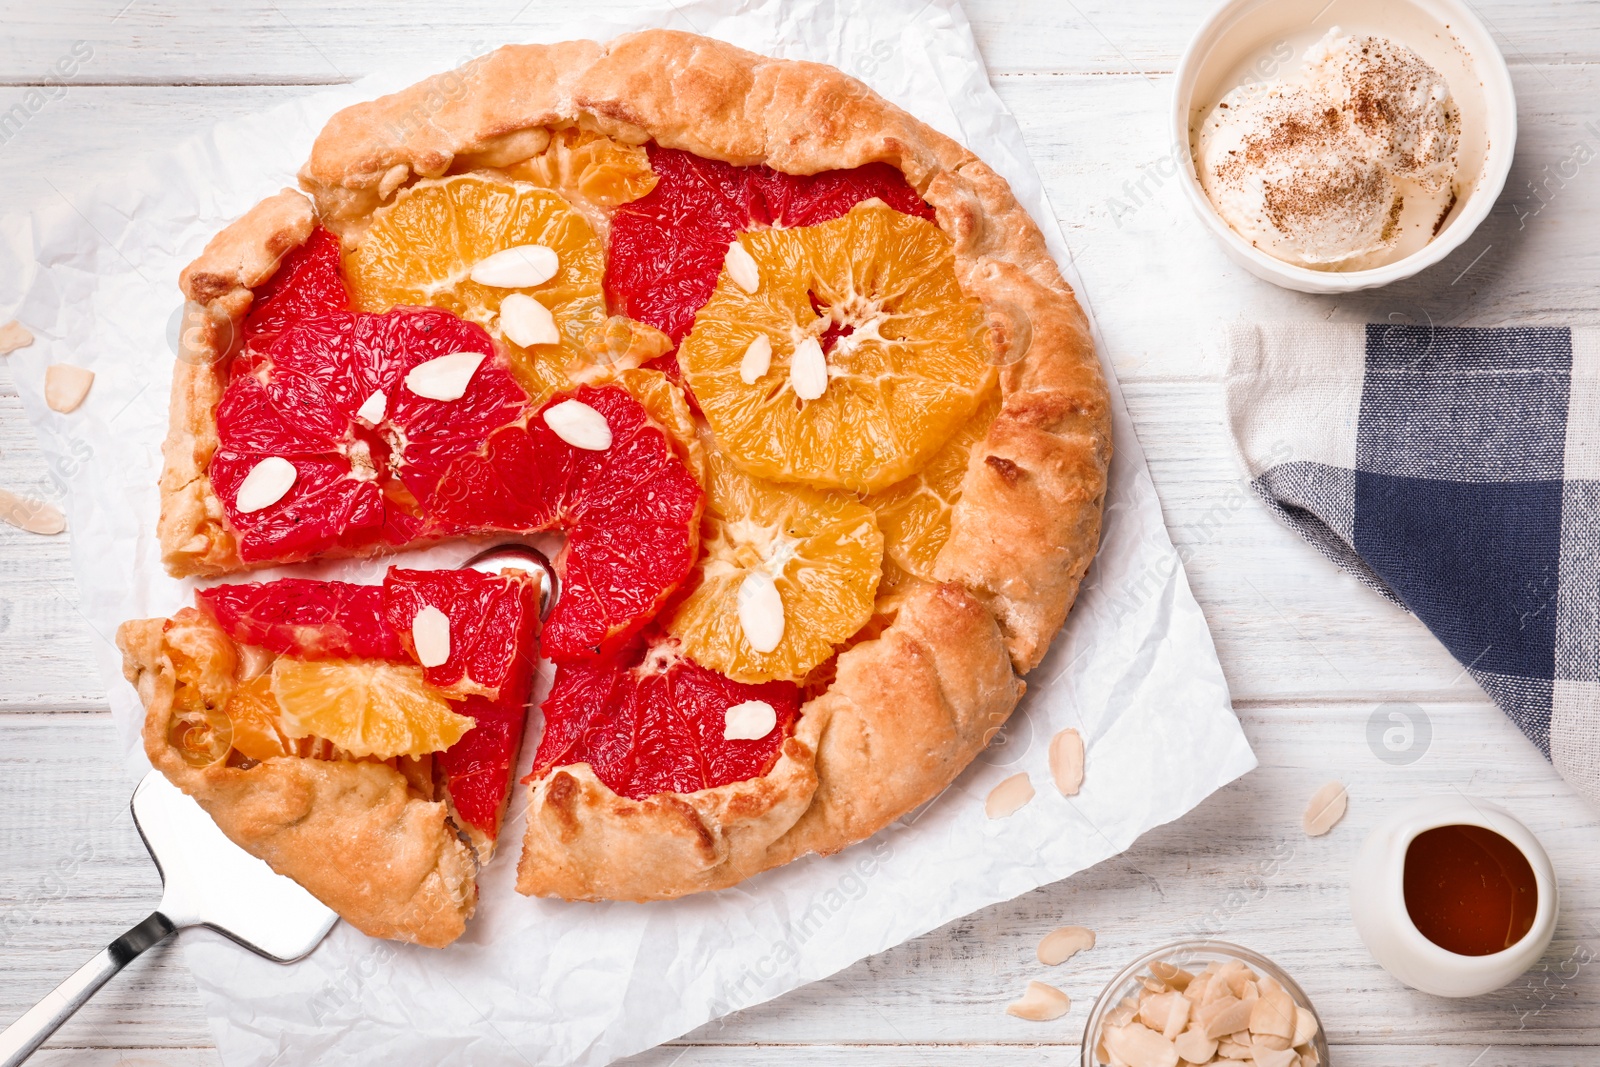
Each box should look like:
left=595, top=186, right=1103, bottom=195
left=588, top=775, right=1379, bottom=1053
left=1403, top=824, right=1538, bottom=956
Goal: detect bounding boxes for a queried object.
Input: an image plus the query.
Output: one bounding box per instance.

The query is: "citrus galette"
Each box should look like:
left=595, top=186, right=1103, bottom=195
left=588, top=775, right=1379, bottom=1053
left=118, top=29, right=1111, bottom=947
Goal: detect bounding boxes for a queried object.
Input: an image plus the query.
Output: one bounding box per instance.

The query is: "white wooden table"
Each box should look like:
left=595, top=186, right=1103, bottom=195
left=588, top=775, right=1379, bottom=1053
left=2, top=2, right=1598, bottom=1063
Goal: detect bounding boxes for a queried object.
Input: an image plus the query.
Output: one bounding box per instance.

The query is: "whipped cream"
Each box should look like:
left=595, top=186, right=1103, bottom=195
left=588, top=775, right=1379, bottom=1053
left=1197, top=29, right=1460, bottom=270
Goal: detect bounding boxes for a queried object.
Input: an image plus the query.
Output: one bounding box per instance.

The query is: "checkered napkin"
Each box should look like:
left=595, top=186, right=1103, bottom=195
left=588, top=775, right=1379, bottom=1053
left=1224, top=323, right=1600, bottom=805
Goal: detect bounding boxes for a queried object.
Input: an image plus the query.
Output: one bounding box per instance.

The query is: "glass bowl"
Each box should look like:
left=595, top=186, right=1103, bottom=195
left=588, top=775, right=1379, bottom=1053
left=1080, top=940, right=1330, bottom=1066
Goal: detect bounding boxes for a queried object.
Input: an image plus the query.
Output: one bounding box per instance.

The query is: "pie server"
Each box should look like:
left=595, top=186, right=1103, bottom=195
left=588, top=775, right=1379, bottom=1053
left=0, top=544, right=557, bottom=1065
left=0, top=771, right=339, bottom=1066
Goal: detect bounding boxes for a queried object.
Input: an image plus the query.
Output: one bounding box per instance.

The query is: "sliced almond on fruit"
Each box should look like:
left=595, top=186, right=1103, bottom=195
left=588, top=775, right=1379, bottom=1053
left=0, top=487, right=65, bottom=534
left=1037, top=925, right=1096, bottom=966
left=740, top=333, right=772, bottom=384
left=469, top=243, right=559, bottom=287
left=724, top=699, right=777, bottom=741
left=498, top=292, right=560, bottom=348
left=985, top=772, right=1035, bottom=819
left=1302, top=781, right=1348, bottom=837
left=355, top=389, right=387, bottom=424
left=1004, top=980, right=1070, bottom=1022
left=724, top=240, right=759, bottom=293
left=44, top=364, right=94, bottom=413
left=543, top=400, right=613, bottom=451
left=1049, top=726, right=1084, bottom=795
left=790, top=336, right=827, bottom=401
left=406, top=352, right=485, bottom=402
left=411, top=605, right=451, bottom=669
left=0, top=320, right=33, bottom=354
left=1103, top=1021, right=1179, bottom=1067
left=234, top=456, right=297, bottom=513
left=736, top=569, right=785, bottom=653
left=1174, top=1026, right=1219, bottom=1064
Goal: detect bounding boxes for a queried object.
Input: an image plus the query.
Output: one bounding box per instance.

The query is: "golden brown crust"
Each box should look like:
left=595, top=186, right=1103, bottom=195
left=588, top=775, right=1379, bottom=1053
left=160, top=190, right=316, bottom=578
left=117, top=615, right=477, bottom=948
left=157, top=29, right=1111, bottom=909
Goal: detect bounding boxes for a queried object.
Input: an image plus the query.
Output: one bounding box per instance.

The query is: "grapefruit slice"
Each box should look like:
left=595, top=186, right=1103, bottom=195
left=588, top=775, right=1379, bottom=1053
left=606, top=146, right=935, bottom=346
left=382, top=566, right=542, bottom=700
left=430, top=384, right=704, bottom=660
left=679, top=200, right=994, bottom=493
left=211, top=305, right=525, bottom=563
left=198, top=578, right=401, bottom=660
left=346, top=174, right=607, bottom=406
left=666, top=450, right=882, bottom=684
left=530, top=633, right=800, bottom=800
left=239, top=226, right=348, bottom=350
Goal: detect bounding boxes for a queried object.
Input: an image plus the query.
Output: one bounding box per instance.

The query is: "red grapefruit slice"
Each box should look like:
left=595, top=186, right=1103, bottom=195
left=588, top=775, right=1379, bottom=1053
left=530, top=633, right=800, bottom=800
left=240, top=226, right=348, bottom=350
left=429, top=384, right=703, bottom=661
left=199, top=578, right=401, bottom=660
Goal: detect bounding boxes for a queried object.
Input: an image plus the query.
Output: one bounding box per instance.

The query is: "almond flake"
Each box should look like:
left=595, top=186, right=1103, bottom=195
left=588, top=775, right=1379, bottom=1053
left=406, top=352, right=485, bottom=401
left=234, top=456, right=297, bottom=513
left=724, top=240, right=759, bottom=293
left=723, top=699, right=777, bottom=741
left=1004, top=980, right=1070, bottom=1022
left=1291, top=1005, right=1320, bottom=1048
left=0, top=487, right=65, bottom=534
left=1252, top=1046, right=1298, bottom=1067
left=0, top=320, right=33, bottom=354
left=355, top=389, right=387, bottom=425
left=1049, top=726, right=1084, bottom=796
left=740, top=334, right=773, bottom=384
left=1302, top=781, right=1347, bottom=837
left=1174, top=1027, right=1218, bottom=1064
left=736, top=570, right=784, bottom=653
left=985, top=772, right=1034, bottom=819
left=411, top=605, right=451, bottom=668
left=498, top=292, right=560, bottom=348
left=469, top=244, right=559, bottom=288
left=790, top=336, right=828, bottom=401
left=1103, top=1021, right=1180, bottom=1067
left=543, top=400, right=613, bottom=451
left=44, top=363, right=94, bottom=413
left=1037, top=924, right=1095, bottom=966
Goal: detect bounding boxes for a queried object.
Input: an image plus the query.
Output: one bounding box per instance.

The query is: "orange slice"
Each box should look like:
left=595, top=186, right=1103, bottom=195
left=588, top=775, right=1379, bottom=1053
left=346, top=174, right=607, bottom=405
left=667, top=450, right=882, bottom=683
left=225, top=673, right=298, bottom=762
left=504, top=128, right=658, bottom=209
left=269, top=656, right=473, bottom=759
left=680, top=200, right=994, bottom=493
left=866, top=390, right=1001, bottom=585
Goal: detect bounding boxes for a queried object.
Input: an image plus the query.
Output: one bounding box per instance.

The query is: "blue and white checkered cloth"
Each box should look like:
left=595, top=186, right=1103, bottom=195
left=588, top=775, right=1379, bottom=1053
left=1225, top=323, right=1599, bottom=805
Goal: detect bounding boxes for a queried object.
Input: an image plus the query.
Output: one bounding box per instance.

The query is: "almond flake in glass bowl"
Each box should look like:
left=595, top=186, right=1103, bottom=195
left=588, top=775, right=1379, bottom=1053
left=1082, top=941, right=1326, bottom=1067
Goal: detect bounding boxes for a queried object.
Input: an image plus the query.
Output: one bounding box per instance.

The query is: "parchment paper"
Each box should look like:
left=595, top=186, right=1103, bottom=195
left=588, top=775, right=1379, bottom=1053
left=0, top=0, right=1256, bottom=1062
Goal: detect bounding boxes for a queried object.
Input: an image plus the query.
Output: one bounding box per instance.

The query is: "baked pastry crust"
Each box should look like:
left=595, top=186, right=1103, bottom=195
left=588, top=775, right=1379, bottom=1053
left=118, top=614, right=476, bottom=947
left=143, top=29, right=1110, bottom=918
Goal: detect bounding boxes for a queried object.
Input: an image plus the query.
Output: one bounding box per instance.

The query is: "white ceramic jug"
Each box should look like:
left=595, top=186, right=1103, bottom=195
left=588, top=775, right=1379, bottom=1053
left=1350, top=795, right=1557, bottom=997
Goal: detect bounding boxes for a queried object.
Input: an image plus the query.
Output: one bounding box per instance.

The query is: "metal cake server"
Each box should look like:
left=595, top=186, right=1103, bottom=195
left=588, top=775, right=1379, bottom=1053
left=0, top=772, right=339, bottom=1067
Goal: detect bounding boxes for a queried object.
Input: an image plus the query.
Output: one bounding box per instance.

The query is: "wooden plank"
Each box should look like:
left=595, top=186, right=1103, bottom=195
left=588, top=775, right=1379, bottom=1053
left=0, top=0, right=1593, bottom=86
left=3, top=699, right=1594, bottom=1051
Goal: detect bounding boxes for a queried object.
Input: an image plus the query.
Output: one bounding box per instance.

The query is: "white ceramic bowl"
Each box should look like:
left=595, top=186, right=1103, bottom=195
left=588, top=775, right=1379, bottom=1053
left=1172, top=0, right=1517, bottom=293
left=1350, top=795, right=1558, bottom=998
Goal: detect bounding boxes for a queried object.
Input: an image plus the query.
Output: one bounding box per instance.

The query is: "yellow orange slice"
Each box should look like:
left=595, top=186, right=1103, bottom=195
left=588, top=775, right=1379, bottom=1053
left=867, top=390, right=1001, bottom=585
left=269, top=656, right=473, bottom=760
left=667, top=450, right=882, bottom=683
left=504, top=127, right=658, bottom=208
left=680, top=200, right=994, bottom=493
left=347, top=174, right=607, bottom=405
